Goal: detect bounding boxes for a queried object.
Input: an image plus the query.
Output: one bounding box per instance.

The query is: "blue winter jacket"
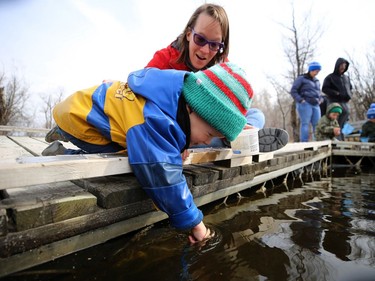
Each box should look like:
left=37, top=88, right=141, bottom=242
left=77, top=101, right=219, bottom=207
left=290, top=73, right=322, bottom=105
left=53, top=68, right=203, bottom=230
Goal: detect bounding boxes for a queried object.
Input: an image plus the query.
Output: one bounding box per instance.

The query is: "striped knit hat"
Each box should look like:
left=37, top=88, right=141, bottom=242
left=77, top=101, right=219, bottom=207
left=367, top=103, right=375, bottom=119
left=183, top=62, right=253, bottom=141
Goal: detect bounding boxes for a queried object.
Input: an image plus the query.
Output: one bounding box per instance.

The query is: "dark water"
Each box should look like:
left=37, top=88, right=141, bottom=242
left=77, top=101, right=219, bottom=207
left=3, top=167, right=375, bottom=281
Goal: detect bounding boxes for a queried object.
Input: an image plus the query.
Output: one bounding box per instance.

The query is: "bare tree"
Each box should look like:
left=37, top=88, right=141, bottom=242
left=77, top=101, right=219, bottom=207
left=346, top=44, right=375, bottom=121
left=41, top=88, right=64, bottom=129
left=0, top=70, right=30, bottom=126
left=251, top=88, right=276, bottom=126
left=276, top=3, right=323, bottom=141
left=268, top=78, right=292, bottom=130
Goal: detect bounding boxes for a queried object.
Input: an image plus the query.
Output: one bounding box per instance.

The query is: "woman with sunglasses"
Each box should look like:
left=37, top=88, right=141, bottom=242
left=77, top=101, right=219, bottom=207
left=146, top=3, right=288, bottom=152
left=146, top=3, right=229, bottom=72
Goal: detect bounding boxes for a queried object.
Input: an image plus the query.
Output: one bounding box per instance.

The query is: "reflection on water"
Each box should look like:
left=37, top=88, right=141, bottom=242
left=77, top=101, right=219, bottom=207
left=3, top=168, right=375, bottom=281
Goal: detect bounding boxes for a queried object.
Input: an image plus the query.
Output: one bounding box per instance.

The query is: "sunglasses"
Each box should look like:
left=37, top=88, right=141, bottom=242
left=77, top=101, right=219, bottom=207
left=191, top=28, right=224, bottom=52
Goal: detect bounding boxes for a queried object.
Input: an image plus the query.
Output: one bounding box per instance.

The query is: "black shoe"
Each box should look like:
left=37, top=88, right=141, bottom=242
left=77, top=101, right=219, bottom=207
left=42, top=141, right=66, bottom=156
left=258, top=128, right=289, bottom=152
left=45, top=126, right=69, bottom=143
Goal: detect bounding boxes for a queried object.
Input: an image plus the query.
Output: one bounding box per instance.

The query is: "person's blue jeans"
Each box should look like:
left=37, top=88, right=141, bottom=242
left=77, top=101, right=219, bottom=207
left=296, top=102, right=321, bottom=142
left=58, top=127, right=123, bottom=154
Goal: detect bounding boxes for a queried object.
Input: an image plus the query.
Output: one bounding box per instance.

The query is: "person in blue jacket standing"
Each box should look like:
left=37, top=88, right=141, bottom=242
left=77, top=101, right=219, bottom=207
left=42, top=62, right=253, bottom=244
left=290, top=62, right=323, bottom=142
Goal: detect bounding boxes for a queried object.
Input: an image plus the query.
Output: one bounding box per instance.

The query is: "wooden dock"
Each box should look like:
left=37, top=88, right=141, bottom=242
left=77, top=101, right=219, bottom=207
left=331, top=140, right=375, bottom=166
left=0, top=128, right=373, bottom=277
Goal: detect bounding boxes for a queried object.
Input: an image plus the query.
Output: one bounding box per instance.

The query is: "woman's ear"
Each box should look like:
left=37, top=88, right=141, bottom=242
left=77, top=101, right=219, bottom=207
left=186, top=28, right=192, bottom=42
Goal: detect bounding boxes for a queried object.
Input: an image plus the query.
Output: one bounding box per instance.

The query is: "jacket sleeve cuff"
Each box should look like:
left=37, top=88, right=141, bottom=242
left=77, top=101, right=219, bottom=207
left=169, top=206, right=203, bottom=230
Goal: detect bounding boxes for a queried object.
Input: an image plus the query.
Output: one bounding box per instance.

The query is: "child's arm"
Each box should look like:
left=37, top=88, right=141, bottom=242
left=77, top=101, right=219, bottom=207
left=126, top=122, right=204, bottom=234
left=333, top=127, right=341, bottom=136
left=290, top=77, right=305, bottom=103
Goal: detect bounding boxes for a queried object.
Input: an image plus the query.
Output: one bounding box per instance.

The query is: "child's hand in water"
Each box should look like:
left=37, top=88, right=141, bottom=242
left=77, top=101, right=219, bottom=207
left=188, top=221, right=214, bottom=244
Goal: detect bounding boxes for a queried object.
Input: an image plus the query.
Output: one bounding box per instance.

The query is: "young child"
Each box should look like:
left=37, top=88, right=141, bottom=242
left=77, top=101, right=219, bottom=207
left=360, top=103, right=375, bottom=142
left=315, top=103, right=342, bottom=141
left=42, top=62, right=253, bottom=243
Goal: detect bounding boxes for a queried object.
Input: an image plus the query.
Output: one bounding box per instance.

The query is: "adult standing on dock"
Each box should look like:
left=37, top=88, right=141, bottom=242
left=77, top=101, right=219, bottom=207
left=322, top=57, right=353, bottom=140
left=290, top=62, right=323, bottom=142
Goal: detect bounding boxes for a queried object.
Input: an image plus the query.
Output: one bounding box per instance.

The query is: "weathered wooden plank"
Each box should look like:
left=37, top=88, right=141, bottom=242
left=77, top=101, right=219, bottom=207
left=215, top=156, right=253, bottom=167
left=332, top=140, right=375, bottom=146
left=72, top=162, right=242, bottom=211
left=332, top=150, right=375, bottom=157
left=0, top=199, right=158, bottom=258
left=196, top=163, right=241, bottom=180
left=332, top=141, right=375, bottom=151
left=192, top=170, right=255, bottom=198
left=7, top=136, right=49, bottom=156
left=194, top=149, right=331, bottom=207
left=344, top=134, right=360, bottom=142
left=253, top=152, right=274, bottom=162
left=183, top=165, right=220, bottom=186
left=0, top=148, right=259, bottom=190
left=2, top=181, right=98, bottom=231
left=183, top=147, right=249, bottom=164
left=0, top=154, right=133, bottom=190
left=72, top=174, right=148, bottom=209
left=0, top=136, right=33, bottom=161
left=0, top=126, right=49, bottom=134
left=332, top=140, right=375, bottom=158
left=274, top=140, right=331, bottom=155
left=7, top=136, right=82, bottom=156
left=0, top=208, right=7, bottom=237
left=0, top=208, right=166, bottom=278
left=10, top=136, right=48, bottom=155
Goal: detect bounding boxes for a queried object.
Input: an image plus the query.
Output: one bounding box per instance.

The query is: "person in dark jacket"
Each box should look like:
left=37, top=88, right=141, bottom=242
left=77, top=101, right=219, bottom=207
left=322, top=58, right=352, bottom=140
left=315, top=103, right=342, bottom=141
left=361, top=103, right=375, bottom=142
left=290, top=61, right=323, bottom=142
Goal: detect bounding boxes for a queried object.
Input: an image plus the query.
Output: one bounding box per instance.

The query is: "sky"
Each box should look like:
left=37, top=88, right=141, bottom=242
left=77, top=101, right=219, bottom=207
left=0, top=0, right=374, bottom=125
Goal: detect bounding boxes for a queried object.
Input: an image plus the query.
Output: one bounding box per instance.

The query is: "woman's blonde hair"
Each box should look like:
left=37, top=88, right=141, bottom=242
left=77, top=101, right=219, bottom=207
left=175, top=3, right=230, bottom=69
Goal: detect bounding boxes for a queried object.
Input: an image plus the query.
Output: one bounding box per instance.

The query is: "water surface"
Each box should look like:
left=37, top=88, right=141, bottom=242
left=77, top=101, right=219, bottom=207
left=3, top=167, right=375, bottom=281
